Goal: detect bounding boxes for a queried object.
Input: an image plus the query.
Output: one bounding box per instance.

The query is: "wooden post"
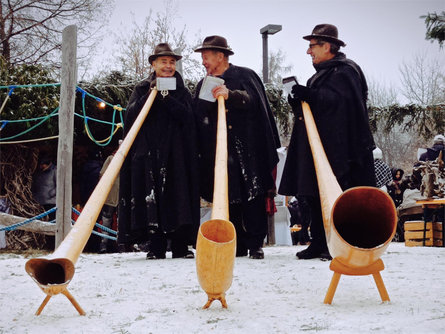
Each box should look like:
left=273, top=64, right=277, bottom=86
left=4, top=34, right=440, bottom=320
left=267, top=215, right=275, bottom=245
left=55, top=25, right=77, bottom=248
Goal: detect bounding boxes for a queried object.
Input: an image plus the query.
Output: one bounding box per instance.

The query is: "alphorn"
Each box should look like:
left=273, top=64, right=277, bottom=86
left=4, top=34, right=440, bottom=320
left=196, top=96, right=237, bottom=309
left=301, top=102, right=397, bottom=304
left=25, top=89, right=158, bottom=315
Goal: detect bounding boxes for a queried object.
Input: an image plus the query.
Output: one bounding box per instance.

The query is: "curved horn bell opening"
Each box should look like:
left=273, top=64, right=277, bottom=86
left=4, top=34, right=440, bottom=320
left=199, top=219, right=236, bottom=243
left=331, top=186, right=397, bottom=249
left=25, top=258, right=75, bottom=294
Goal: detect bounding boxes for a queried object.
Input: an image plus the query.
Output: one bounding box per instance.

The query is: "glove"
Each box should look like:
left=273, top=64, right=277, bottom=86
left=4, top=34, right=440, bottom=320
left=291, top=84, right=312, bottom=103
left=287, top=93, right=303, bottom=118
left=287, top=94, right=300, bottom=109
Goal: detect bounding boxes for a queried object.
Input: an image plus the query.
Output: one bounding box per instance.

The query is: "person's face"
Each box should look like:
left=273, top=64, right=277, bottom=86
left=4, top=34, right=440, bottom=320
left=39, top=162, right=50, bottom=171
left=152, top=56, right=176, bottom=77
left=200, top=50, right=225, bottom=76
left=306, top=39, right=333, bottom=65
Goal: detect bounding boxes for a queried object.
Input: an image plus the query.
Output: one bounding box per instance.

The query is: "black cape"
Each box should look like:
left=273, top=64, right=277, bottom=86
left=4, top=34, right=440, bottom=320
left=279, top=53, right=376, bottom=197
left=419, top=143, right=444, bottom=161
left=118, top=71, right=200, bottom=244
left=194, top=64, right=280, bottom=203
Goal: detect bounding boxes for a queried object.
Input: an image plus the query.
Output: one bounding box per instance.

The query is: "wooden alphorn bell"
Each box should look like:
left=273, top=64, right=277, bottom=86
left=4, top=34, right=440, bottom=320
left=25, top=89, right=158, bottom=315
left=301, top=102, right=397, bottom=304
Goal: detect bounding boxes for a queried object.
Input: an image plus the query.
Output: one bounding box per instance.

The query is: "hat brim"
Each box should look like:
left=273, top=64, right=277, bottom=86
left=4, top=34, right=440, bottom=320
left=149, top=53, right=182, bottom=64
left=194, top=46, right=234, bottom=55
left=303, top=34, right=346, bottom=47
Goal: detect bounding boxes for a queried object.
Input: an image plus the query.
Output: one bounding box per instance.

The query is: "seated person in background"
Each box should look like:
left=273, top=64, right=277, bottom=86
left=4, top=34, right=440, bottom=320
left=419, top=134, right=445, bottom=162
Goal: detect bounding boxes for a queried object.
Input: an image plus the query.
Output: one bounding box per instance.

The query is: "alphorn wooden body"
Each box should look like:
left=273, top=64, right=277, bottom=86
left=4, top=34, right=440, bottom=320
left=25, top=89, right=158, bottom=315
left=301, top=102, right=397, bottom=303
left=196, top=96, right=236, bottom=309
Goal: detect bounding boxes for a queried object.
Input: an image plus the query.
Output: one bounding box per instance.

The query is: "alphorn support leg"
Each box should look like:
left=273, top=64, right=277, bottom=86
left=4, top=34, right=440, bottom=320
left=324, top=272, right=341, bottom=304
left=35, top=295, right=52, bottom=316
left=35, top=289, right=85, bottom=316
left=324, top=258, right=390, bottom=304
left=62, top=289, right=86, bottom=315
left=203, top=293, right=228, bottom=309
left=372, top=271, right=390, bottom=302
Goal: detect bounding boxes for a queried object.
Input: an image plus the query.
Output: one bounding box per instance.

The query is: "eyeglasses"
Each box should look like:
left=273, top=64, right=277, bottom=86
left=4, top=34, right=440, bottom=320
left=308, top=42, right=324, bottom=49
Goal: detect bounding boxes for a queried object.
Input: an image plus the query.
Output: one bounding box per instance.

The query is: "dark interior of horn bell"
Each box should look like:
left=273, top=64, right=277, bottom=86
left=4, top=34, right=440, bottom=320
left=332, top=187, right=397, bottom=249
left=26, top=259, right=74, bottom=285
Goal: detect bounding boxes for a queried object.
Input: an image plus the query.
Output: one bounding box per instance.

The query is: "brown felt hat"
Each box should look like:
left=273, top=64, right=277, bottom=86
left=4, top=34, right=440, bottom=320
left=303, top=24, right=346, bottom=47
left=149, top=43, right=182, bottom=64
left=194, top=35, right=234, bottom=55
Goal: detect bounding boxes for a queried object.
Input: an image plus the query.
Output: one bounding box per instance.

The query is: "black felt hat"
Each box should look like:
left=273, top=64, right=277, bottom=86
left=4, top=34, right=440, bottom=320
left=194, top=35, right=234, bottom=55
left=149, top=43, right=182, bottom=64
left=303, top=24, right=346, bottom=47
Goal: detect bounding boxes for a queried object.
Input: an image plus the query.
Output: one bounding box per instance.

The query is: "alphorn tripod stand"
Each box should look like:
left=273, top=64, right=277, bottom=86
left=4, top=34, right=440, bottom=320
left=324, top=258, right=390, bottom=304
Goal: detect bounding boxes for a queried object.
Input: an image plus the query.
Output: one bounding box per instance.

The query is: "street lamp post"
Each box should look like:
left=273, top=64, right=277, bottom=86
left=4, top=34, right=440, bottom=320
left=260, top=24, right=282, bottom=245
left=260, top=24, right=282, bottom=83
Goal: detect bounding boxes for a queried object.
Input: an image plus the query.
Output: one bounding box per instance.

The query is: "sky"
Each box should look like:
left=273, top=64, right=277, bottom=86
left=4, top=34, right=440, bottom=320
left=94, top=0, right=444, bottom=102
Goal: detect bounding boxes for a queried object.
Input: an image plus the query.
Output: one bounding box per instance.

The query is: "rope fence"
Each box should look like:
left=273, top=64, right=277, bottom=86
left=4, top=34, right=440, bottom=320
left=1, top=206, right=117, bottom=241
left=0, top=83, right=126, bottom=146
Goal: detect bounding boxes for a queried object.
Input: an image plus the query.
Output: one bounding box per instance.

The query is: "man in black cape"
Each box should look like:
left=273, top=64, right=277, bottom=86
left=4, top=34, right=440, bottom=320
left=279, top=24, right=376, bottom=260
left=193, top=35, right=281, bottom=259
left=118, top=43, right=200, bottom=259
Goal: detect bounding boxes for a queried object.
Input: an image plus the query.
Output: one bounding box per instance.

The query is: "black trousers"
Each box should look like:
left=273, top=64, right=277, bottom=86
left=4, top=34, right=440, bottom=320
left=229, top=194, right=267, bottom=252
left=305, top=195, right=327, bottom=250
left=150, top=225, right=190, bottom=257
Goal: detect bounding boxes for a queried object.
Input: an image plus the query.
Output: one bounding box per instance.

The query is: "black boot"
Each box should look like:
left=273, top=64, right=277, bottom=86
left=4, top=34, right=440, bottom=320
left=296, top=243, right=331, bottom=260
left=249, top=247, right=264, bottom=259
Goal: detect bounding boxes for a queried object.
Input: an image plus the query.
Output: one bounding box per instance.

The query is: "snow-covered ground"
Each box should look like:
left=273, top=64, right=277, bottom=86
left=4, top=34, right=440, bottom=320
left=1, top=242, right=444, bottom=333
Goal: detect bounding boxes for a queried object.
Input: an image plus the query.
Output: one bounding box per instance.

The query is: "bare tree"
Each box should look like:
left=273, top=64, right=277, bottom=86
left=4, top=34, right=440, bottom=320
left=399, top=52, right=445, bottom=106
left=373, top=115, right=423, bottom=172
left=267, top=48, right=292, bottom=86
left=367, top=77, right=399, bottom=108
left=113, top=0, right=204, bottom=81
left=0, top=0, right=112, bottom=73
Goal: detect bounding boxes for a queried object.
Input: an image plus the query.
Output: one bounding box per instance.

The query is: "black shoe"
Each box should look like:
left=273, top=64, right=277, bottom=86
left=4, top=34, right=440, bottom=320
left=249, top=247, right=264, bottom=259
left=118, top=243, right=141, bottom=253
left=99, top=244, right=107, bottom=254
left=184, top=250, right=194, bottom=259
left=319, top=251, right=332, bottom=261
left=118, top=243, right=130, bottom=253
left=172, top=250, right=195, bottom=259
left=146, top=251, right=166, bottom=260
left=296, top=244, right=329, bottom=260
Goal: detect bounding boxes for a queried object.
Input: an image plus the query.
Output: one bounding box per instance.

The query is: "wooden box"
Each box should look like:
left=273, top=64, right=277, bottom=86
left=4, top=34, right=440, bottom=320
left=404, top=221, right=443, bottom=247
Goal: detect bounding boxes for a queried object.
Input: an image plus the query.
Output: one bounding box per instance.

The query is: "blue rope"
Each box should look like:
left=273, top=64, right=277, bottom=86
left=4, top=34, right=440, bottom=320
left=0, top=121, right=8, bottom=131
left=0, top=107, right=59, bottom=141
left=92, top=230, right=117, bottom=241
left=0, top=83, right=124, bottom=145
left=71, top=207, right=117, bottom=236
left=69, top=218, right=117, bottom=241
left=75, top=86, right=126, bottom=111
left=0, top=207, right=57, bottom=232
